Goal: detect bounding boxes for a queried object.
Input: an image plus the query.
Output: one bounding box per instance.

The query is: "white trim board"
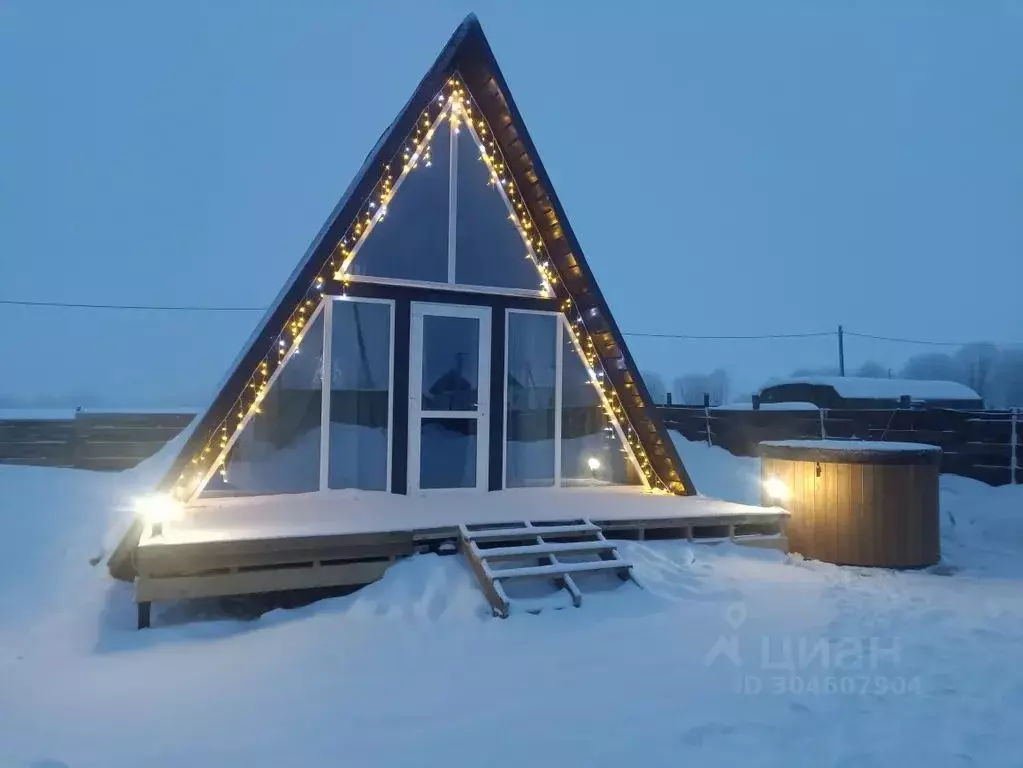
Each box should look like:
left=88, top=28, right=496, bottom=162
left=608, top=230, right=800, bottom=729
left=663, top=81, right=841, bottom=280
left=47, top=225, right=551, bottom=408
left=318, top=299, right=333, bottom=491
left=341, top=273, right=547, bottom=299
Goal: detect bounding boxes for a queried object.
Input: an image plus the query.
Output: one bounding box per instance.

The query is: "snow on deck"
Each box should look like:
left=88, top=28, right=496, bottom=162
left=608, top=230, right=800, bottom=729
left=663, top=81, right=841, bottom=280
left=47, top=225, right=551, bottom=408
left=140, top=486, right=786, bottom=547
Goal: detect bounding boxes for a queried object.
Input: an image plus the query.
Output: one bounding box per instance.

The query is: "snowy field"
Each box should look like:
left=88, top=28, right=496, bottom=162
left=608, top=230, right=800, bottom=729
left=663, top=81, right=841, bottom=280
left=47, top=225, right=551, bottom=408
left=1, top=436, right=1022, bottom=767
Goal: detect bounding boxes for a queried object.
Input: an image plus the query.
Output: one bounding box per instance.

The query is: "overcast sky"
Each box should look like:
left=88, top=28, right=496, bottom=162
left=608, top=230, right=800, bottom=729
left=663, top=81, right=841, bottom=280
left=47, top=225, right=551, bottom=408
left=1, top=0, right=1020, bottom=406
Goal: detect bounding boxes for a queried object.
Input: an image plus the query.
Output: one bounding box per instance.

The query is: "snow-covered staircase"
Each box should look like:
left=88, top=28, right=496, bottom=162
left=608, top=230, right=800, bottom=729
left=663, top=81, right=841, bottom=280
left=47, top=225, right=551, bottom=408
left=459, top=520, right=634, bottom=617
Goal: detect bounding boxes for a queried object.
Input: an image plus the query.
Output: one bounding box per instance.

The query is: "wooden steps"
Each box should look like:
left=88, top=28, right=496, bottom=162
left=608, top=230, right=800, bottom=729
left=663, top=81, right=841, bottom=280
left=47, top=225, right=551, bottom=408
left=459, top=520, right=634, bottom=618
left=475, top=540, right=617, bottom=560
left=461, top=522, right=601, bottom=541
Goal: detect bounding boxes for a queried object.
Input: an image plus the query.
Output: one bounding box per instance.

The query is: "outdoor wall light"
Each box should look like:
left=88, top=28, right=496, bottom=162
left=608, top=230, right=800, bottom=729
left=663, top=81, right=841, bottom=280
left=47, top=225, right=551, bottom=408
left=762, top=475, right=790, bottom=502
left=133, top=493, right=184, bottom=525
left=587, top=456, right=602, bottom=472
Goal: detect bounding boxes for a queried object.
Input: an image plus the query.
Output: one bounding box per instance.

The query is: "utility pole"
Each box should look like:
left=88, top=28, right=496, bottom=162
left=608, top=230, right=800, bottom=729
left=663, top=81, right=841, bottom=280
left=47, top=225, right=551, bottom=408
left=838, top=325, right=846, bottom=377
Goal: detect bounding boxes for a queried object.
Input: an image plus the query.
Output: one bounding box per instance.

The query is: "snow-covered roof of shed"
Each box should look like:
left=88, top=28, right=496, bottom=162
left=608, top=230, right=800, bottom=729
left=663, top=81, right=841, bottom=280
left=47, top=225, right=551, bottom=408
left=768, top=376, right=980, bottom=401
left=712, top=401, right=819, bottom=411
left=761, top=439, right=941, bottom=453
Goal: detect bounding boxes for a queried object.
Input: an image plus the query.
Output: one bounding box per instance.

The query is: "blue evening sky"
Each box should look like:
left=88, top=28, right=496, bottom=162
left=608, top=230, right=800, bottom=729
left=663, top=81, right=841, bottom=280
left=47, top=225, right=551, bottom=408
left=1, top=0, right=1020, bottom=405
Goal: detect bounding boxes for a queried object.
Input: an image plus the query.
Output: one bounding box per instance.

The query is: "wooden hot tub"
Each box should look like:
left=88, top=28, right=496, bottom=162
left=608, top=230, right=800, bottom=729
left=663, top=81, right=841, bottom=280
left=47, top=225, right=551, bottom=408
left=759, top=440, right=941, bottom=568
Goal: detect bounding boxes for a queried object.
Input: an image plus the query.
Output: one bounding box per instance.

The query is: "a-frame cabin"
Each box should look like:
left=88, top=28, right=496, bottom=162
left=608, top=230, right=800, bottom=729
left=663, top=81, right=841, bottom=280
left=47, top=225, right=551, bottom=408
left=114, top=16, right=787, bottom=625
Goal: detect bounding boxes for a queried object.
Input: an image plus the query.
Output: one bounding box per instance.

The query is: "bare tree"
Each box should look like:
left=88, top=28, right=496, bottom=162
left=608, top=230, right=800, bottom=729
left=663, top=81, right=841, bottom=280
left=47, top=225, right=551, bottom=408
left=790, top=366, right=840, bottom=378
left=901, top=352, right=963, bottom=383
left=707, top=369, right=730, bottom=405
left=641, top=370, right=668, bottom=404
left=954, top=343, right=1000, bottom=400
left=854, top=361, right=889, bottom=378
left=673, top=370, right=730, bottom=406
left=991, top=348, right=1023, bottom=408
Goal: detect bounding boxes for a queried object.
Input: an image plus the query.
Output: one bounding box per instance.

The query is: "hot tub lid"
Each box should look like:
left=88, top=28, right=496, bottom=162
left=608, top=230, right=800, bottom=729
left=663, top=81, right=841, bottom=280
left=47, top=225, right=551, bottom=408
left=760, top=439, right=941, bottom=465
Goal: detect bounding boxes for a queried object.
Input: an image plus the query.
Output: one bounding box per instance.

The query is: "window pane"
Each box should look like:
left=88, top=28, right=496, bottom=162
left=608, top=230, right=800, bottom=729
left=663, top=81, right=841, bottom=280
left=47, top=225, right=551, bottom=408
left=454, top=129, right=540, bottom=290
left=560, top=331, right=639, bottom=486
left=328, top=301, right=391, bottom=491
left=348, top=120, right=451, bottom=283
left=202, top=313, right=324, bottom=496
left=419, top=418, right=477, bottom=488
left=505, top=312, right=557, bottom=487
left=421, top=314, right=479, bottom=411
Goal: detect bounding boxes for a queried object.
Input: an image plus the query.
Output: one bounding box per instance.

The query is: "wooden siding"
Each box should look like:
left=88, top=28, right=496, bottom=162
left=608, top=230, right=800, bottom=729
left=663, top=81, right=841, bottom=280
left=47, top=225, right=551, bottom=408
left=761, top=454, right=940, bottom=568
left=0, top=411, right=193, bottom=471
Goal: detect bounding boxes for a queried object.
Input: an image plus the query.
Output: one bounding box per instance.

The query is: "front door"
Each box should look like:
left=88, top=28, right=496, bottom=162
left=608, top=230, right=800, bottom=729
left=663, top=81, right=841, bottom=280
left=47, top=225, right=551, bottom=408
left=408, top=303, right=491, bottom=491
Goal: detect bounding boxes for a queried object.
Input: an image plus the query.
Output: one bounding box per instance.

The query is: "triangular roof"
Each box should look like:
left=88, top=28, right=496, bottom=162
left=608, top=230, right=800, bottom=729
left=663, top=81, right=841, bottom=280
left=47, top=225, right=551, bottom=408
left=159, top=14, right=695, bottom=502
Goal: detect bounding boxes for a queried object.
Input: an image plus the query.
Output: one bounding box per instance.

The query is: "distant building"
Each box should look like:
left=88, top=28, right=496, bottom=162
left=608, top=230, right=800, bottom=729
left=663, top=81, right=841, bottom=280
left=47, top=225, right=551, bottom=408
left=758, top=376, right=983, bottom=410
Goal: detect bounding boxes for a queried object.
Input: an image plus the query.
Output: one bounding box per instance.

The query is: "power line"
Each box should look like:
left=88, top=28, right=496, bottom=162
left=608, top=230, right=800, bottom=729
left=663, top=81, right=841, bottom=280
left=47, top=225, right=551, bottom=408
left=622, top=330, right=834, bottom=340
left=843, top=331, right=976, bottom=348
left=1, top=297, right=1017, bottom=348
left=0, top=299, right=835, bottom=339
left=0, top=298, right=266, bottom=312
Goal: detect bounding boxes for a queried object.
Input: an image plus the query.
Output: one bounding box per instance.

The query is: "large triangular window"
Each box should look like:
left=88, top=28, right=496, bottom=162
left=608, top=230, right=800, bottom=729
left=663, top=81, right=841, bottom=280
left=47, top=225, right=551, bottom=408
left=454, top=122, right=541, bottom=290
left=200, top=311, right=325, bottom=497
left=343, top=91, right=546, bottom=295
left=347, top=120, right=452, bottom=284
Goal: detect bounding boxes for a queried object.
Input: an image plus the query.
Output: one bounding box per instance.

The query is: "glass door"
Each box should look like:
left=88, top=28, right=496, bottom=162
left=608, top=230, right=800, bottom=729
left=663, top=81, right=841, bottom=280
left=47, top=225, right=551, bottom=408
left=408, top=303, right=491, bottom=491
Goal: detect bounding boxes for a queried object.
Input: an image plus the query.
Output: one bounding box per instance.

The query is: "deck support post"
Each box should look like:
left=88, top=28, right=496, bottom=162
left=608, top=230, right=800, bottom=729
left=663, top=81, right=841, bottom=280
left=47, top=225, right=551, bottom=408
left=137, top=601, right=151, bottom=630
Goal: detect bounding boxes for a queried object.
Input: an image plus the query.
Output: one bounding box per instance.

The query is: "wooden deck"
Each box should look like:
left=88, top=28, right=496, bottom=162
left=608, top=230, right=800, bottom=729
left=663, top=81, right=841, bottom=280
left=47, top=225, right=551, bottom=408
left=129, top=487, right=788, bottom=627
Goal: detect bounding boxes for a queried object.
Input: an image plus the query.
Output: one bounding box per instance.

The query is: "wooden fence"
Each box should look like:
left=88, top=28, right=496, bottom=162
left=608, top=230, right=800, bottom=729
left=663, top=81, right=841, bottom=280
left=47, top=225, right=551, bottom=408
left=2, top=405, right=1019, bottom=486
left=660, top=405, right=1021, bottom=486
left=0, top=410, right=194, bottom=471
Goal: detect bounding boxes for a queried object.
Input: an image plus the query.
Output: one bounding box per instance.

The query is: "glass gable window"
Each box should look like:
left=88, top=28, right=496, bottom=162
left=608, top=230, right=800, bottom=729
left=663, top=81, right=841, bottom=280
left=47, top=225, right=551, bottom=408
left=202, top=313, right=325, bottom=496
left=560, top=328, right=638, bottom=487
left=454, top=129, right=541, bottom=291
left=505, top=312, right=557, bottom=487
left=348, top=120, right=452, bottom=283
left=342, top=113, right=543, bottom=295
left=328, top=300, right=392, bottom=491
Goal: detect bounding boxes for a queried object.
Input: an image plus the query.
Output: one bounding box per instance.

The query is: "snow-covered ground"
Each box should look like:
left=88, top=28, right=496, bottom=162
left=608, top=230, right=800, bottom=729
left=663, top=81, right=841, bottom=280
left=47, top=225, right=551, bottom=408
left=1, top=435, right=1022, bottom=767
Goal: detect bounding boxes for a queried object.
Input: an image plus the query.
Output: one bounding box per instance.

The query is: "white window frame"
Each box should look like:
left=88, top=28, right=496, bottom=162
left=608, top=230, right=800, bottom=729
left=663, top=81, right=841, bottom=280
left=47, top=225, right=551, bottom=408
left=408, top=301, right=492, bottom=492
left=503, top=308, right=562, bottom=490
left=341, top=273, right=545, bottom=299
left=319, top=295, right=396, bottom=493
left=501, top=308, right=650, bottom=491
